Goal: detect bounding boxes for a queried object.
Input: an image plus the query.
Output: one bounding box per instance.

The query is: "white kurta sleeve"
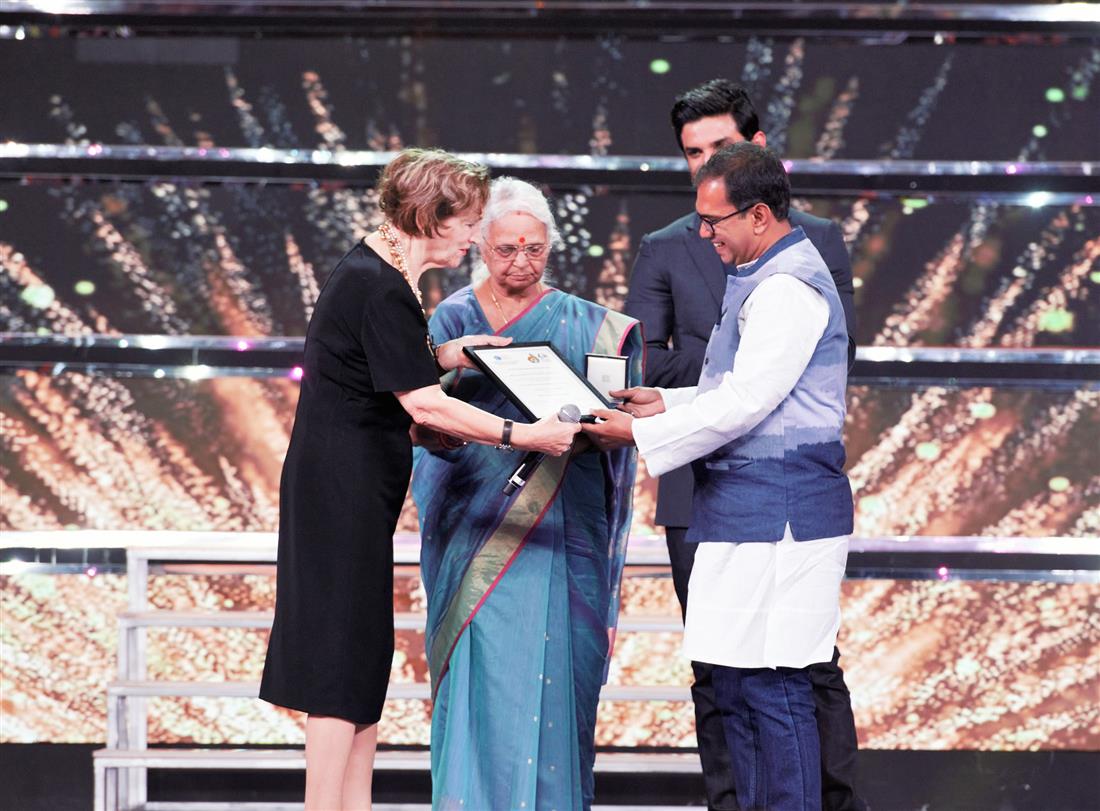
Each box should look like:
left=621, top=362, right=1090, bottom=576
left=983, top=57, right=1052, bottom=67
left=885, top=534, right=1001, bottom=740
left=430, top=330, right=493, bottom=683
left=655, top=385, right=698, bottom=410
left=632, top=273, right=829, bottom=477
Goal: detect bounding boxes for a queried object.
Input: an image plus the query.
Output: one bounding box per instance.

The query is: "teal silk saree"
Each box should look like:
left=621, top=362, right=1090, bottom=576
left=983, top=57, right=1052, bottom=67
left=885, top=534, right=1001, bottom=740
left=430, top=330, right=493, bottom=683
left=411, top=285, right=643, bottom=810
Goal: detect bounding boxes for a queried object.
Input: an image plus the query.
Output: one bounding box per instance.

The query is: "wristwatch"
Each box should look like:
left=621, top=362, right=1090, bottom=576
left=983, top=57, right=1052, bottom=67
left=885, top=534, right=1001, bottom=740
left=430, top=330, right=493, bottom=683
left=497, top=419, right=514, bottom=451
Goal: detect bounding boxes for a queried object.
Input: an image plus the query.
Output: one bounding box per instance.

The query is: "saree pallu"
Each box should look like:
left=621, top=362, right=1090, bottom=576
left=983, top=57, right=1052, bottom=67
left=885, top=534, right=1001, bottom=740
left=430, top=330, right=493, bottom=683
left=411, top=286, right=643, bottom=811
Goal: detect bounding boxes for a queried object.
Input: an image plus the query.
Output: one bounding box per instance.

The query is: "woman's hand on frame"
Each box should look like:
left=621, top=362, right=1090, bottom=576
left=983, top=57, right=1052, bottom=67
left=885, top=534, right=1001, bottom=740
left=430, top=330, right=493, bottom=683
left=436, top=334, right=513, bottom=371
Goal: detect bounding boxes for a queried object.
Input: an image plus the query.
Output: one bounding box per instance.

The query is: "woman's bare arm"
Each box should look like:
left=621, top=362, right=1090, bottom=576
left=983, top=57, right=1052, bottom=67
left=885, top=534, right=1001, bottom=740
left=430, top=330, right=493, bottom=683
left=396, top=384, right=577, bottom=455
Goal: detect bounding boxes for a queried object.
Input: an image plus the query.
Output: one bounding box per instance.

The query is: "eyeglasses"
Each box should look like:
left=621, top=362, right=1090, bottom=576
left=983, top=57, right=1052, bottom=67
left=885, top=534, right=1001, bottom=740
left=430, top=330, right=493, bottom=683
left=698, top=201, right=759, bottom=238
left=486, top=243, right=549, bottom=260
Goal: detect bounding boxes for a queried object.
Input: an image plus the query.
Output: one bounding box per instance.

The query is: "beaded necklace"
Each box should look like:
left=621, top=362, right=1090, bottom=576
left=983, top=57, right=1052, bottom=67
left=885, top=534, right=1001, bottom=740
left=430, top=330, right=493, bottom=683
left=378, top=220, right=423, bottom=309
left=376, top=220, right=437, bottom=359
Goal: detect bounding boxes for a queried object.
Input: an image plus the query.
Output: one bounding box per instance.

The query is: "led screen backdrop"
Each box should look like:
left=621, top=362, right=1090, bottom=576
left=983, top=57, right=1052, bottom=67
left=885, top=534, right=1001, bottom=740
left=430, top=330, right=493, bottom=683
left=2, top=372, right=1097, bottom=750
left=1, top=186, right=1098, bottom=347
left=1, top=37, right=1098, bottom=346
left=1, top=373, right=1097, bottom=536
left=1, top=30, right=1097, bottom=752
left=0, top=37, right=1097, bottom=160
left=2, top=571, right=1098, bottom=750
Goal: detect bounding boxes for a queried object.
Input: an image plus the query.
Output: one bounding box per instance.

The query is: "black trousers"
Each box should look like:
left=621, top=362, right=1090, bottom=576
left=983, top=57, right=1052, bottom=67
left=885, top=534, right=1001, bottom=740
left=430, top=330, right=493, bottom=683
left=666, top=527, right=868, bottom=811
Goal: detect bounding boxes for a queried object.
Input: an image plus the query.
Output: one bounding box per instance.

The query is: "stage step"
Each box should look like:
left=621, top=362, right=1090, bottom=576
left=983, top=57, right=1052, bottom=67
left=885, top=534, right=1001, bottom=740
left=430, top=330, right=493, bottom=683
left=119, top=610, right=685, bottom=633
left=107, top=680, right=692, bottom=702
left=98, top=535, right=693, bottom=810
left=94, top=748, right=703, bottom=811
left=130, top=804, right=702, bottom=811
left=93, top=747, right=703, bottom=773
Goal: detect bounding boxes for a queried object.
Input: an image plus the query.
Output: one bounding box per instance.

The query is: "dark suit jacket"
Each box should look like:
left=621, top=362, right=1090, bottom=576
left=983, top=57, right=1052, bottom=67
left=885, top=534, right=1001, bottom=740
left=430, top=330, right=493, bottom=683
left=624, top=209, right=857, bottom=527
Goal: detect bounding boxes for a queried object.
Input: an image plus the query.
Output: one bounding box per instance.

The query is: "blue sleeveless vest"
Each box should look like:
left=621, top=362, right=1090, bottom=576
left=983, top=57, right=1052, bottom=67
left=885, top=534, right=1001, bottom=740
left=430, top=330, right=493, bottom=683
left=685, top=227, right=854, bottom=543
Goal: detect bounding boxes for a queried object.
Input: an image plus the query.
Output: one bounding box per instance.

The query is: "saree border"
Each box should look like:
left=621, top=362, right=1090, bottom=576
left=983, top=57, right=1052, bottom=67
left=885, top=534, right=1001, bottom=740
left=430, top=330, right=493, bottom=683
left=426, top=450, right=572, bottom=697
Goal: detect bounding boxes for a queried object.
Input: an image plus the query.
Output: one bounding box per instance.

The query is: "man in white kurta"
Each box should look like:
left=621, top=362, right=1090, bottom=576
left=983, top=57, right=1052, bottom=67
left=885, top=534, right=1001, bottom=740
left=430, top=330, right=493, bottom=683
left=584, top=142, right=854, bottom=811
left=638, top=271, right=849, bottom=672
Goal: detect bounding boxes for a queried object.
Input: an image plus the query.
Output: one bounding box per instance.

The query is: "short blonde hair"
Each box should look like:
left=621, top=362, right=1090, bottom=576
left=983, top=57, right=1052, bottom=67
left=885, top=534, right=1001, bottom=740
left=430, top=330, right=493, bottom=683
left=377, top=148, right=490, bottom=237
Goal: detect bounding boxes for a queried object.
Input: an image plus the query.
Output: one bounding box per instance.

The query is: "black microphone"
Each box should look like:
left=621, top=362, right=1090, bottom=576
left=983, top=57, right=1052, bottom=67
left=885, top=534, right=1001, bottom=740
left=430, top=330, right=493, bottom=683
left=502, top=404, right=581, bottom=496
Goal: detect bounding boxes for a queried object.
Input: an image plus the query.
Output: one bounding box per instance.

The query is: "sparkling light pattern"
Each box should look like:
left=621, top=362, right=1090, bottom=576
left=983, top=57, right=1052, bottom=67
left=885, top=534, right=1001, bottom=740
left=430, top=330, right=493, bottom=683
left=1, top=245, right=95, bottom=335
left=2, top=571, right=1096, bottom=750
left=996, top=231, right=1099, bottom=347
left=588, top=36, right=627, bottom=158
left=302, top=71, right=347, bottom=151
left=815, top=76, right=860, bottom=160
left=1, top=42, right=1096, bottom=345
left=224, top=68, right=267, bottom=148
left=740, top=36, right=775, bottom=96
left=1, top=32, right=1097, bottom=756
left=1, top=372, right=293, bottom=532
left=872, top=207, right=992, bottom=347
left=960, top=208, right=1084, bottom=347
left=284, top=230, right=320, bottom=325
left=3, top=376, right=1094, bottom=539
left=846, top=386, right=1098, bottom=537
left=761, top=38, right=806, bottom=157
left=84, top=205, right=188, bottom=334
left=47, top=94, right=89, bottom=145
left=885, top=54, right=954, bottom=161
left=591, top=203, right=632, bottom=311
left=554, top=191, right=595, bottom=292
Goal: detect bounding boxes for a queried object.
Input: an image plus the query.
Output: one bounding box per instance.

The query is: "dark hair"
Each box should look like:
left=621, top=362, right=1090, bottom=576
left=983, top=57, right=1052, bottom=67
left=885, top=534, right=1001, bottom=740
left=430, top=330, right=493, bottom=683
left=694, top=142, right=790, bottom=222
left=670, top=78, right=760, bottom=151
left=377, top=148, right=490, bottom=237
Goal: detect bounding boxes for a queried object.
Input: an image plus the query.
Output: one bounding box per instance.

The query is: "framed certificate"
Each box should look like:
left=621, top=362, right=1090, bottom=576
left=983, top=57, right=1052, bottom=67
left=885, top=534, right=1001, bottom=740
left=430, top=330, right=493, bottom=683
left=463, top=342, right=613, bottom=420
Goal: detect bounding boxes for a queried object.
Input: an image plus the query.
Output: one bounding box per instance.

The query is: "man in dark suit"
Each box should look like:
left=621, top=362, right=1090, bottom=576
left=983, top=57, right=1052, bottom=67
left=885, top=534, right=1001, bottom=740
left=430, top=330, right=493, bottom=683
left=624, top=78, right=866, bottom=811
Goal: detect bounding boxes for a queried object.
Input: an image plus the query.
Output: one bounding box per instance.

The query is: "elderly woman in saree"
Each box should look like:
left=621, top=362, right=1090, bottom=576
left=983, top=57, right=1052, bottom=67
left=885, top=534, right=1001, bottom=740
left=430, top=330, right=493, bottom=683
left=410, top=177, right=644, bottom=811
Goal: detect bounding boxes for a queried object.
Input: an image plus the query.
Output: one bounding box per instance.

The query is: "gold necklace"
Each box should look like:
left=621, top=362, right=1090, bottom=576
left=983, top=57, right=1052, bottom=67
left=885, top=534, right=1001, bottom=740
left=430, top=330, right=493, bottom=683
left=488, top=281, right=542, bottom=326
left=378, top=220, right=423, bottom=308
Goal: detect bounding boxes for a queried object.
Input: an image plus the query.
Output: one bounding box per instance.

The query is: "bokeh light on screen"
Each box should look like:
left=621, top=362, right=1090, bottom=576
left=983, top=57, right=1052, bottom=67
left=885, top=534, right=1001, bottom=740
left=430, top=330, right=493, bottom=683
left=0, top=31, right=1097, bottom=756
left=1, top=571, right=1096, bottom=748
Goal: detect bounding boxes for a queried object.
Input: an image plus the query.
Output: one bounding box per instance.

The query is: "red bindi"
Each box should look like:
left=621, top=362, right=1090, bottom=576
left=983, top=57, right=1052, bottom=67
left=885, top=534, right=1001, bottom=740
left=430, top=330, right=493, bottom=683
left=518, top=236, right=526, bottom=244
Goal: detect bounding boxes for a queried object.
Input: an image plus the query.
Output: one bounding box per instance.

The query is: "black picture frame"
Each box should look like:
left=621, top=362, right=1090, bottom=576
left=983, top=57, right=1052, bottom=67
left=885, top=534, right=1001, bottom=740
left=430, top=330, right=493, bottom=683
left=462, top=341, right=614, bottom=422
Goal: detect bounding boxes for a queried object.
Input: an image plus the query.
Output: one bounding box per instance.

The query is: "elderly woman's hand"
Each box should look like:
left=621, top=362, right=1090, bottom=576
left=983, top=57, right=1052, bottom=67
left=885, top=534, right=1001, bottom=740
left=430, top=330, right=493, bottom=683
left=436, top=334, right=513, bottom=371
left=513, top=414, right=581, bottom=456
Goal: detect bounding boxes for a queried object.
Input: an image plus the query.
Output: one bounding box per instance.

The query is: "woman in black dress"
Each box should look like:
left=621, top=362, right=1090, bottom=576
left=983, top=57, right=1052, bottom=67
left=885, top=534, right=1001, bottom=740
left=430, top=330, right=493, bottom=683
left=260, top=148, right=579, bottom=810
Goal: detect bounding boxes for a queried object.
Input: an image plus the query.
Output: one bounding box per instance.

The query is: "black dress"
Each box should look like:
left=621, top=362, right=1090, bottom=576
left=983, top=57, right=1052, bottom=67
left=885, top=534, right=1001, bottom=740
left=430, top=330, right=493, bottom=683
left=260, top=241, right=440, bottom=725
